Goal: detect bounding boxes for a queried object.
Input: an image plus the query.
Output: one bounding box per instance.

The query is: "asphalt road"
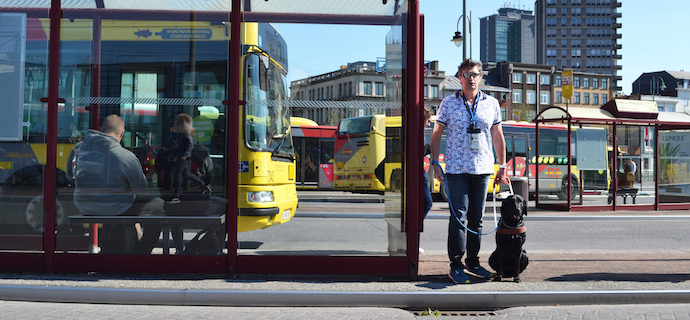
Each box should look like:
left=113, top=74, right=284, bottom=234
left=237, top=198, right=690, bottom=256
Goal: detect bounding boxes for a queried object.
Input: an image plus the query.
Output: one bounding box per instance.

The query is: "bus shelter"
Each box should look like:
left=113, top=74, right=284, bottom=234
left=533, top=100, right=690, bottom=212
left=0, top=0, right=427, bottom=278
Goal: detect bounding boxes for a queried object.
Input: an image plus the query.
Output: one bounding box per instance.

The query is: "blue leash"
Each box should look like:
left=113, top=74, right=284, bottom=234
left=432, top=161, right=499, bottom=236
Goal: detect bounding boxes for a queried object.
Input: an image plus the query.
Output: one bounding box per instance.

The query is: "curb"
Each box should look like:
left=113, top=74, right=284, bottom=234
left=2, top=285, right=690, bottom=308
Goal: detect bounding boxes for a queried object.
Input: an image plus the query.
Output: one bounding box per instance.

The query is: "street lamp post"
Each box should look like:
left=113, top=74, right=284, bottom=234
left=451, top=3, right=471, bottom=61
left=651, top=76, right=667, bottom=102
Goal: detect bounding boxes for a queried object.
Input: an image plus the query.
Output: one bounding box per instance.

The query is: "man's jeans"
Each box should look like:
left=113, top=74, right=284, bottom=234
left=445, top=173, right=489, bottom=270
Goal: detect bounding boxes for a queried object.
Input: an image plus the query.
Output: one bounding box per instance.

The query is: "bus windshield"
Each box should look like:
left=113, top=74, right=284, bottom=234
left=337, top=116, right=372, bottom=136
left=245, top=52, right=294, bottom=158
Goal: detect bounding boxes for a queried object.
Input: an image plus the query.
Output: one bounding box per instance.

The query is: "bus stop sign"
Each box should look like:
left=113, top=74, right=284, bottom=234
left=561, top=70, right=573, bottom=101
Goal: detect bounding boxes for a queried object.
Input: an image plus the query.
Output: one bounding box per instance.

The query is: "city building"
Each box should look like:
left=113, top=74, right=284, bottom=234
left=534, top=0, right=622, bottom=92
left=483, top=61, right=612, bottom=121
left=632, top=71, right=690, bottom=99
left=479, top=7, right=536, bottom=64
left=289, top=60, right=446, bottom=125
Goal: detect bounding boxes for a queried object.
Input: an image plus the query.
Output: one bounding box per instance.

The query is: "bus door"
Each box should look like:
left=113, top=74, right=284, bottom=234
left=295, top=136, right=320, bottom=189
left=504, top=133, right=530, bottom=179
left=318, top=137, right=335, bottom=189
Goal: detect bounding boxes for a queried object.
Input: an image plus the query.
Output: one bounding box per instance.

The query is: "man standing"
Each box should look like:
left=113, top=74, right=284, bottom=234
left=430, top=59, right=509, bottom=284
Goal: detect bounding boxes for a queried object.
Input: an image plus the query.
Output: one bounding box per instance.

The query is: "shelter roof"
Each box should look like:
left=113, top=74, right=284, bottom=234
left=536, top=100, right=690, bottom=129
left=2, top=0, right=405, bottom=15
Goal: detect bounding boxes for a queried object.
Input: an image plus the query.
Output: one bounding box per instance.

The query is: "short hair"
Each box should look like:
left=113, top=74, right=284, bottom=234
left=173, top=113, right=193, bottom=134
left=459, top=58, right=482, bottom=74
left=100, top=114, right=124, bottom=135
left=424, top=105, right=432, bottom=122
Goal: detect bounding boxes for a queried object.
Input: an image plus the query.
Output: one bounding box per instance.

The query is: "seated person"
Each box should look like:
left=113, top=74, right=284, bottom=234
left=67, top=114, right=163, bottom=254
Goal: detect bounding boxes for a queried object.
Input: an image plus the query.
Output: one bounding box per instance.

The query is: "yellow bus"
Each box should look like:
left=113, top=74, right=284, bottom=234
left=334, top=114, right=499, bottom=197
left=333, top=115, right=400, bottom=192
left=0, top=18, right=297, bottom=235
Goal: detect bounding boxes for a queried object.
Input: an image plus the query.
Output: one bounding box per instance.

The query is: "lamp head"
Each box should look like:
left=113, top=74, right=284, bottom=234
left=451, top=31, right=463, bottom=47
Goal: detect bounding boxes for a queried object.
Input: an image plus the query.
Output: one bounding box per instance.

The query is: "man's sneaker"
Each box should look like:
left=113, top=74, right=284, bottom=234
left=167, top=197, right=180, bottom=204
left=202, top=184, right=212, bottom=194
left=465, top=265, right=494, bottom=279
left=448, top=269, right=471, bottom=284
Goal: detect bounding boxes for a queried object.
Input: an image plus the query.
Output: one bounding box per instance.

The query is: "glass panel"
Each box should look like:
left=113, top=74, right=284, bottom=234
left=610, top=125, right=653, bottom=206
left=658, top=129, right=690, bottom=205
left=49, top=7, right=231, bottom=255
left=237, top=13, right=405, bottom=256
left=530, top=123, right=574, bottom=204
left=0, top=12, right=49, bottom=252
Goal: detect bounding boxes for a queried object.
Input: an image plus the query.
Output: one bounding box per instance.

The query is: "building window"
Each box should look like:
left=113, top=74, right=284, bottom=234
left=601, top=78, right=608, bottom=89
left=526, top=74, right=536, bottom=84
left=584, top=93, right=590, bottom=104
left=375, top=82, right=384, bottom=95
left=526, top=91, right=536, bottom=104
left=512, top=90, right=522, bottom=103
left=540, top=75, right=551, bottom=85
left=574, top=92, right=581, bottom=104
left=556, top=91, right=563, bottom=103
left=339, top=83, right=343, bottom=98
left=363, top=81, right=372, bottom=95
left=513, top=73, right=523, bottom=83
left=574, top=76, right=581, bottom=88
left=423, top=85, right=428, bottom=98
left=602, top=93, right=608, bottom=103
left=431, top=85, right=439, bottom=99
left=540, top=91, right=551, bottom=105
left=592, top=78, right=599, bottom=89
left=593, top=93, right=599, bottom=105
left=583, top=77, right=590, bottom=88
left=555, top=75, right=562, bottom=86
left=348, top=82, right=353, bottom=96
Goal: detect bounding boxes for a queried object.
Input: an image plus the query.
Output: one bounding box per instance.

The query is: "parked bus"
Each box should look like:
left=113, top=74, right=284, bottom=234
left=0, top=18, right=297, bottom=235
left=291, top=117, right=336, bottom=190
left=500, top=121, right=610, bottom=200
left=335, top=114, right=499, bottom=196
left=334, top=115, right=398, bottom=192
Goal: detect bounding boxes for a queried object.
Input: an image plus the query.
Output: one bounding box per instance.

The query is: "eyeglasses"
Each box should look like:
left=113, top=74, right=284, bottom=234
left=462, top=72, right=481, bottom=79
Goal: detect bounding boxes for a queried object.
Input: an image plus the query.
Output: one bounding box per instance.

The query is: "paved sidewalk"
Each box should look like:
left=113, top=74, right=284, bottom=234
left=2, top=300, right=690, bottom=319
left=2, top=201, right=690, bottom=319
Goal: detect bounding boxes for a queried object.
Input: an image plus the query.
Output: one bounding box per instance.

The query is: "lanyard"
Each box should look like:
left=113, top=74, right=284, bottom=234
left=461, top=92, right=479, bottom=126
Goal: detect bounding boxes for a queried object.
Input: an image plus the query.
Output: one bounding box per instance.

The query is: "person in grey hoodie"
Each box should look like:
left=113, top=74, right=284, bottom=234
left=68, top=114, right=162, bottom=253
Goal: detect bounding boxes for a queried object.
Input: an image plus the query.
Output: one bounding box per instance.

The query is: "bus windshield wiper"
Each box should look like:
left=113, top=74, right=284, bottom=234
left=271, top=132, right=293, bottom=160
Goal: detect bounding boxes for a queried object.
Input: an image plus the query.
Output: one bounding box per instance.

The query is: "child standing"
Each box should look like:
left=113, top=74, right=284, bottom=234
left=168, top=113, right=211, bottom=204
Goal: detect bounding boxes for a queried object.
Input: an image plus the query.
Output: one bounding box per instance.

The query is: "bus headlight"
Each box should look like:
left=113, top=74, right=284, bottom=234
left=248, top=191, right=274, bottom=203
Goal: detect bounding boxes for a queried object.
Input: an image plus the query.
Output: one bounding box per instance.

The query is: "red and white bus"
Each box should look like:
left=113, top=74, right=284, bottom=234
left=291, top=117, right=336, bottom=190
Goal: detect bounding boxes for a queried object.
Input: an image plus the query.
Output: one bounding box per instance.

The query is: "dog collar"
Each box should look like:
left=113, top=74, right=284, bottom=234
left=496, top=226, right=526, bottom=235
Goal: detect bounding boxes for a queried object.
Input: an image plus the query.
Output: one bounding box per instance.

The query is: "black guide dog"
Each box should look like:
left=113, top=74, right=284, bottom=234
left=489, top=194, right=529, bottom=283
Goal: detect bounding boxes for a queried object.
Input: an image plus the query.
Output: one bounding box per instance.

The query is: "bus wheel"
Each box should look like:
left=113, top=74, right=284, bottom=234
left=557, top=175, right=579, bottom=200
left=23, top=195, right=66, bottom=235
left=440, top=183, right=449, bottom=202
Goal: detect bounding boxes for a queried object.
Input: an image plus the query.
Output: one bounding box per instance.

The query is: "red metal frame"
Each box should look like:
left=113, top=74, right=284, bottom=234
left=8, top=0, right=424, bottom=278
left=42, top=0, right=62, bottom=274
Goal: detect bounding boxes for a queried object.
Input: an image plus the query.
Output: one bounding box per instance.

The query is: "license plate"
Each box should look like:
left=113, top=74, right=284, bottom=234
left=282, top=209, right=291, bottom=221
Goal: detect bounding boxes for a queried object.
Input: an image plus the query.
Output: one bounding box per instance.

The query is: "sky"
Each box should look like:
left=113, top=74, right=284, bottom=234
left=275, top=0, right=689, bottom=96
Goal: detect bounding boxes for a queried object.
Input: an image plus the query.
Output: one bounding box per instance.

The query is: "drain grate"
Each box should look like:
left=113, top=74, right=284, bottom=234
left=410, top=310, right=498, bottom=316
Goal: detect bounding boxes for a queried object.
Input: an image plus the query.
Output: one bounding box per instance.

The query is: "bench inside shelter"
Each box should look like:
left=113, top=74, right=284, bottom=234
left=69, top=194, right=227, bottom=254
left=608, top=188, right=639, bottom=204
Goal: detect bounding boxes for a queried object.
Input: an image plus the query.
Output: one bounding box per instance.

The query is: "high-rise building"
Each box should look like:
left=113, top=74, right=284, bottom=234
left=535, top=0, right=622, bottom=92
left=480, top=7, right=536, bottom=64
